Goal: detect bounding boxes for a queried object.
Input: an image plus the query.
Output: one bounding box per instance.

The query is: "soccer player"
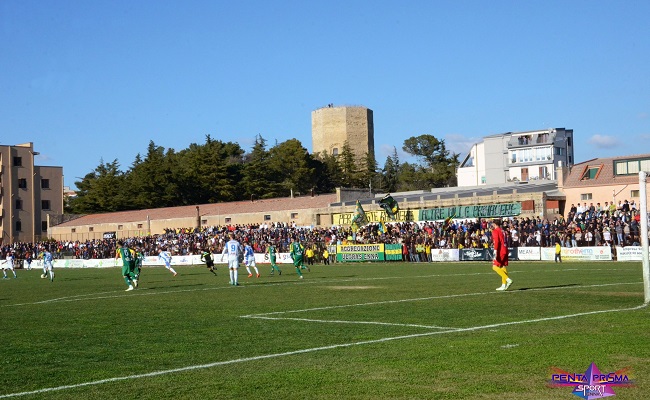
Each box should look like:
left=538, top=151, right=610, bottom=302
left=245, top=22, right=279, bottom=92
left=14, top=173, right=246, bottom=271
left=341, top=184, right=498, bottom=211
left=40, top=247, right=55, bottom=282
left=266, top=243, right=281, bottom=276
left=243, top=241, right=260, bottom=278
left=491, top=219, right=512, bottom=291
left=554, top=241, right=562, bottom=263
left=158, top=246, right=178, bottom=277
left=221, top=233, right=242, bottom=286
left=201, top=247, right=217, bottom=276
left=2, top=251, right=17, bottom=279
left=133, top=247, right=144, bottom=282
left=289, top=237, right=307, bottom=279
left=116, top=241, right=137, bottom=291
left=25, top=252, right=33, bottom=270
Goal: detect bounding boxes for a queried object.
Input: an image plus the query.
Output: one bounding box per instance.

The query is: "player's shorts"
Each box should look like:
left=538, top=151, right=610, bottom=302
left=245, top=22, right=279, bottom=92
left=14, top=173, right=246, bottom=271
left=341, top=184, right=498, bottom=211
left=2, top=265, right=14, bottom=270
left=44, top=262, right=53, bottom=271
left=228, top=258, right=239, bottom=269
left=205, top=260, right=214, bottom=268
left=293, top=255, right=304, bottom=268
left=245, top=257, right=255, bottom=267
left=493, top=258, right=508, bottom=268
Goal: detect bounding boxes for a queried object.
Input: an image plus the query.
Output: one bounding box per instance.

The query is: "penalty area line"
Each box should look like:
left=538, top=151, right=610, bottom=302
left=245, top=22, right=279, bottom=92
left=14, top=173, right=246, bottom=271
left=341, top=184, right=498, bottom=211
left=1, top=302, right=646, bottom=399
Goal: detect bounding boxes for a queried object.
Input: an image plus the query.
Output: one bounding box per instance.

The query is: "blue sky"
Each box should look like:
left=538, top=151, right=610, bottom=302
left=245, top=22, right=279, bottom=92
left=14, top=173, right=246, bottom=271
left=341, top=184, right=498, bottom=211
left=2, top=0, right=649, bottom=189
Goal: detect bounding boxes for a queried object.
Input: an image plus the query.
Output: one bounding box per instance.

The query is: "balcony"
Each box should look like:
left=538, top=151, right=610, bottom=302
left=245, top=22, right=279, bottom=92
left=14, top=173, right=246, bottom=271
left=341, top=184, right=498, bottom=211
left=507, top=133, right=555, bottom=148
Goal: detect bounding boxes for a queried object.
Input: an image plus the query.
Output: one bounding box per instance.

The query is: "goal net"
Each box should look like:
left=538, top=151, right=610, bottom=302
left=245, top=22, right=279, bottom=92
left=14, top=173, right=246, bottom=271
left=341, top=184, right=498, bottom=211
left=640, top=171, right=650, bottom=303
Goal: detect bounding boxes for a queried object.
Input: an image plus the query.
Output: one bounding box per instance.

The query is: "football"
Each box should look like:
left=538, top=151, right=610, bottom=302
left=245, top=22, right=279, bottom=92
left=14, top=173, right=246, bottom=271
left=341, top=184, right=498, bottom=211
left=41, top=274, right=47, bottom=279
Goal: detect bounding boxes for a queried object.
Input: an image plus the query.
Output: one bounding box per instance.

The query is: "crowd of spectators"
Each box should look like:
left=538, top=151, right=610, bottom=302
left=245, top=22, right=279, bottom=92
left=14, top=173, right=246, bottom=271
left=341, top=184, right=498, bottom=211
left=0, top=198, right=646, bottom=264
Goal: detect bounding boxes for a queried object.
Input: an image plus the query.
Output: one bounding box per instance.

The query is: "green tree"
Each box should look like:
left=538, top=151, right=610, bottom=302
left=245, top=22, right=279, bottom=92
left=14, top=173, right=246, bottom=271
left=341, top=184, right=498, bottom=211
left=127, top=141, right=180, bottom=209
left=359, top=151, right=378, bottom=192
left=338, top=141, right=359, bottom=188
left=381, top=147, right=400, bottom=192
left=241, top=134, right=280, bottom=199
left=268, top=139, right=315, bottom=197
left=314, top=151, right=343, bottom=193
left=69, top=159, right=127, bottom=213
left=402, top=134, right=459, bottom=188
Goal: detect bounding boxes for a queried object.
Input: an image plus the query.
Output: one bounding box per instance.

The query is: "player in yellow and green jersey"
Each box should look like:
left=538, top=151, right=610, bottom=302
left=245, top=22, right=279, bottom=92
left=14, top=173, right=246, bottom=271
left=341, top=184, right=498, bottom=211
left=289, top=237, right=308, bottom=279
left=116, top=241, right=137, bottom=291
left=266, top=243, right=281, bottom=276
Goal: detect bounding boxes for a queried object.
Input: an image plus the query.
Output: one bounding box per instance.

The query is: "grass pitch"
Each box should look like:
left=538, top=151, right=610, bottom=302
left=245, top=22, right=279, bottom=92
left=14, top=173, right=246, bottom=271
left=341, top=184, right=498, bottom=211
left=2, top=261, right=649, bottom=399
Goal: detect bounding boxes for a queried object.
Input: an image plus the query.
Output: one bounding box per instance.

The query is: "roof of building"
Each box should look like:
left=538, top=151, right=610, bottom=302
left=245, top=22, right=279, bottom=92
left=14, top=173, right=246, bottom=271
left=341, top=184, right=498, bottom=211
left=330, top=181, right=560, bottom=207
left=563, top=153, right=650, bottom=188
left=55, top=194, right=338, bottom=227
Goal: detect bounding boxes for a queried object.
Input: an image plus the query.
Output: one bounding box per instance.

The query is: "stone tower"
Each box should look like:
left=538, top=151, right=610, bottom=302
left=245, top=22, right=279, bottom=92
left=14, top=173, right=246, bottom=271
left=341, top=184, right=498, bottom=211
left=311, top=105, right=374, bottom=160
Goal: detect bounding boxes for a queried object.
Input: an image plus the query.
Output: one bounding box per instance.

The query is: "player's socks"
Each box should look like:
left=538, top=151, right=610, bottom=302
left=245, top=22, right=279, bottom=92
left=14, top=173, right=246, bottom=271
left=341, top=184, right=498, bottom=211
left=295, top=267, right=303, bottom=277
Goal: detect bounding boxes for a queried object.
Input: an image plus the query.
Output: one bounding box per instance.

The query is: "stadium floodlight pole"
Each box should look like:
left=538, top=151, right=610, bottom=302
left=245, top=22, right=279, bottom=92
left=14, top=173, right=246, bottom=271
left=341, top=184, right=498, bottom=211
left=640, top=171, right=650, bottom=304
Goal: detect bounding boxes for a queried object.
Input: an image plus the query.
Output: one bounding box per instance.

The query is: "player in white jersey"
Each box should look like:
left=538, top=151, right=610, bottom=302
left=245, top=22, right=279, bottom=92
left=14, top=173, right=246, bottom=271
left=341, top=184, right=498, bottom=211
left=40, top=248, right=55, bottom=281
left=158, top=246, right=178, bottom=276
left=2, top=251, right=17, bottom=279
left=221, top=233, right=242, bottom=286
left=243, top=242, right=260, bottom=278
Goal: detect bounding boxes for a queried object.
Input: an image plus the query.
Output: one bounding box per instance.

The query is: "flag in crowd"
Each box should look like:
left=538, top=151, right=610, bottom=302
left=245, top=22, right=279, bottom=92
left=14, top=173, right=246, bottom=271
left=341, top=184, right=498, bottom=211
left=443, top=212, right=456, bottom=231
left=379, top=194, right=399, bottom=219
left=351, top=200, right=368, bottom=231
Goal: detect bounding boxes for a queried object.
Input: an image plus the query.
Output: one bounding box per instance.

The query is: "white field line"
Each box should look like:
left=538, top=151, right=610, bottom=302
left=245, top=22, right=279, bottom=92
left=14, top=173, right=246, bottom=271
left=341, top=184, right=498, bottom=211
left=0, top=267, right=629, bottom=307
left=245, top=315, right=459, bottom=330
left=1, top=302, right=646, bottom=399
left=241, top=281, right=642, bottom=318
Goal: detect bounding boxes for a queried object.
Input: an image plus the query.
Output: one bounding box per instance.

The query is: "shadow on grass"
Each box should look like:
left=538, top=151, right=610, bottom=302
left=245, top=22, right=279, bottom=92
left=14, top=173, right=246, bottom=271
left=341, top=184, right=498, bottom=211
left=515, top=284, right=580, bottom=291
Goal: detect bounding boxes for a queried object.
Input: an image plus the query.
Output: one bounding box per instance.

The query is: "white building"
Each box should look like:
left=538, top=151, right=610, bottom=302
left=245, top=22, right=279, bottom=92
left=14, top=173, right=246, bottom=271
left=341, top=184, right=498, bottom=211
left=457, top=128, right=574, bottom=187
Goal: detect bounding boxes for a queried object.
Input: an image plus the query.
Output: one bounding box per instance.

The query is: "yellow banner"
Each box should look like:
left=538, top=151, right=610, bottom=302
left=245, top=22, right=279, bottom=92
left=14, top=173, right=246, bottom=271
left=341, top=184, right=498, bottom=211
left=333, top=210, right=416, bottom=225
left=337, top=244, right=385, bottom=253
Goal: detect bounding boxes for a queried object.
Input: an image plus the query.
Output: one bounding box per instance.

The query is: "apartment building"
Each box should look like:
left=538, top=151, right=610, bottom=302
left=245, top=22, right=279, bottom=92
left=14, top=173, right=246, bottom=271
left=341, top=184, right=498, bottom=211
left=457, top=128, right=574, bottom=187
left=0, top=142, right=64, bottom=243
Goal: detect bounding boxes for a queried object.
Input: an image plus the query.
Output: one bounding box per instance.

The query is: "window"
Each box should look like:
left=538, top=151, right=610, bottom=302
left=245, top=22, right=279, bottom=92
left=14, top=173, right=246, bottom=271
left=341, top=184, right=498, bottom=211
left=332, top=148, right=338, bottom=156
left=89, top=227, right=94, bottom=232
left=264, top=215, right=271, bottom=221
left=511, top=153, right=517, bottom=164
left=555, top=147, right=564, bottom=156
left=631, top=190, right=639, bottom=198
left=15, top=199, right=22, bottom=210
left=291, top=212, right=298, bottom=219
left=581, top=166, right=601, bottom=180
left=71, top=228, right=76, bottom=233
left=15, top=220, right=21, bottom=231
left=614, top=157, right=650, bottom=176
left=13, top=157, right=22, bottom=167
left=202, top=219, right=207, bottom=225
left=481, top=176, right=486, bottom=184
left=539, top=166, right=549, bottom=179
left=41, top=179, right=50, bottom=189
left=537, top=133, right=549, bottom=143
left=41, top=200, right=51, bottom=210
left=117, top=224, right=123, bottom=230
left=567, top=137, right=572, bottom=147
left=42, top=221, right=48, bottom=232
left=137, top=224, right=143, bottom=229
left=18, top=178, right=27, bottom=189
left=580, top=193, right=593, bottom=201
left=225, top=217, right=231, bottom=223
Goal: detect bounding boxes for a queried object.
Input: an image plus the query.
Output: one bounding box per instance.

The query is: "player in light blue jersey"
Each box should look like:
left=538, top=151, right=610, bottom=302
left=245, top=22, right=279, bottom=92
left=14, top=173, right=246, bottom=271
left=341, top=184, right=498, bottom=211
left=158, top=246, right=178, bottom=276
left=40, top=247, right=55, bottom=282
left=243, top=241, right=260, bottom=278
left=221, top=233, right=242, bottom=286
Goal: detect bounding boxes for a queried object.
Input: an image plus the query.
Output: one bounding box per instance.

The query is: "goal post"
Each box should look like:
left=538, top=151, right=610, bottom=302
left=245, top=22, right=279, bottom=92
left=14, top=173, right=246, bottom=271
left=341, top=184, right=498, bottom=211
left=640, top=171, right=650, bottom=304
